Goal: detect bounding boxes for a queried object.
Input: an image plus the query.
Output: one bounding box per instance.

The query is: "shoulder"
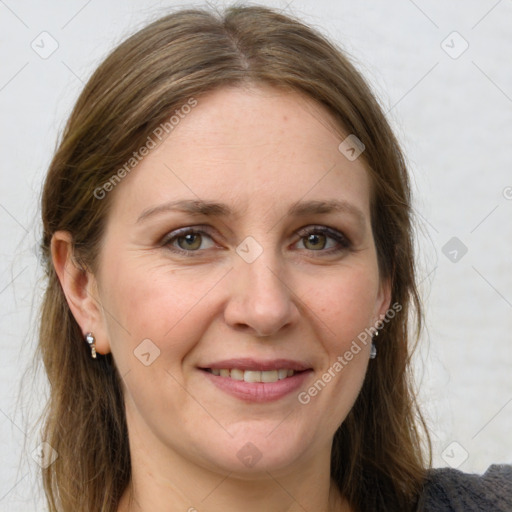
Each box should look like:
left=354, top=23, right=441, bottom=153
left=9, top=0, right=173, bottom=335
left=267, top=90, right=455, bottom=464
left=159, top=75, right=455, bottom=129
left=417, top=464, right=512, bottom=511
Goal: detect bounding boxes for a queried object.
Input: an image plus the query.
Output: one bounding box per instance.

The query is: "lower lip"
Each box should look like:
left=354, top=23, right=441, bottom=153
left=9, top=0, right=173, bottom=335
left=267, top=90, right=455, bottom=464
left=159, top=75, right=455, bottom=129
left=200, top=369, right=312, bottom=403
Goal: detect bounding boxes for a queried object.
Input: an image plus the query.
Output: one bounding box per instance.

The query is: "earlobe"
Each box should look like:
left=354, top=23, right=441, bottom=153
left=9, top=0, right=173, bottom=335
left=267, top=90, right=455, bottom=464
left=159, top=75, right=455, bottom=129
left=50, top=231, right=110, bottom=355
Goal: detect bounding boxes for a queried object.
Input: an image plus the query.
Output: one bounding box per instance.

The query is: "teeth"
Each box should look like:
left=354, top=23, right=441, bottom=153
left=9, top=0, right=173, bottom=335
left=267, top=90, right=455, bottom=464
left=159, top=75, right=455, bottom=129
left=209, top=368, right=296, bottom=382
left=244, top=370, right=261, bottom=383
left=261, top=370, right=278, bottom=383
left=230, top=369, right=244, bottom=381
left=278, top=369, right=288, bottom=380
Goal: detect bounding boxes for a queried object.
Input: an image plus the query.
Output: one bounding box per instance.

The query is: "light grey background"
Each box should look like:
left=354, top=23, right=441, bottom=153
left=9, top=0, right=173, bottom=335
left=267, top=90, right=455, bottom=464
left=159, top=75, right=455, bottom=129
left=1, top=1, right=511, bottom=510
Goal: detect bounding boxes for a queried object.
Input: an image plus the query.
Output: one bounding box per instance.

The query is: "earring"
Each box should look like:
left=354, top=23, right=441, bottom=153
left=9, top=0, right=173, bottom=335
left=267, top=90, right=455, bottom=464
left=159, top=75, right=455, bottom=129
left=370, top=330, right=379, bottom=359
left=85, top=332, right=97, bottom=359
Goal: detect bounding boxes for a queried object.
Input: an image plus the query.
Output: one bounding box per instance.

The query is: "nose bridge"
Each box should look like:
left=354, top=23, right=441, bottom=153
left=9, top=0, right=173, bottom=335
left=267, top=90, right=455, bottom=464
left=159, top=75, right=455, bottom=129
left=224, top=234, right=299, bottom=337
left=240, top=246, right=285, bottom=299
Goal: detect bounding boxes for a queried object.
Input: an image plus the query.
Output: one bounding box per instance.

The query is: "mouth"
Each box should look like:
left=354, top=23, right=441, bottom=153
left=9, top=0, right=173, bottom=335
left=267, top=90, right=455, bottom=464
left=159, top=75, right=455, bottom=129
left=203, top=368, right=302, bottom=383
left=198, top=359, right=313, bottom=402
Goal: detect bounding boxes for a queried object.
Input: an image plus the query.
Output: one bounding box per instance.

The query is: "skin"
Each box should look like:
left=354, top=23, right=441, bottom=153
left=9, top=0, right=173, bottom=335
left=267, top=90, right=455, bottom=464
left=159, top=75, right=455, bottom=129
left=52, top=84, right=391, bottom=512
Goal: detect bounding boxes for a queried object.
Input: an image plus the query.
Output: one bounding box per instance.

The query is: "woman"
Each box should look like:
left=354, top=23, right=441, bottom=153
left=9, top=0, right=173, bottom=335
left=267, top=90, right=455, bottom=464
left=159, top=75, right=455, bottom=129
left=37, top=4, right=511, bottom=511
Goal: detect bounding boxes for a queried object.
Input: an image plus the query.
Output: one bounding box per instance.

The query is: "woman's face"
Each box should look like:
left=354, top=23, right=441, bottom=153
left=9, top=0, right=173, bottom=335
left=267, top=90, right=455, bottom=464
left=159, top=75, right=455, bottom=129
left=92, top=85, right=390, bottom=476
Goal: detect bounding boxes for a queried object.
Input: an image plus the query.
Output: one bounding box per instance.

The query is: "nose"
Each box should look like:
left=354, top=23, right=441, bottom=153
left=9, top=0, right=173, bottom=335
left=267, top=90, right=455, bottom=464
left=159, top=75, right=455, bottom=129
left=223, top=249, right=301, bottom=338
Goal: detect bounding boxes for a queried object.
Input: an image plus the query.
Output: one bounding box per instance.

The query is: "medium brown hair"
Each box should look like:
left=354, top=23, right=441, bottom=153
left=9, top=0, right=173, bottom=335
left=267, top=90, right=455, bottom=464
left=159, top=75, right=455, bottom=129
left=37, top=4, right=431, bottom=510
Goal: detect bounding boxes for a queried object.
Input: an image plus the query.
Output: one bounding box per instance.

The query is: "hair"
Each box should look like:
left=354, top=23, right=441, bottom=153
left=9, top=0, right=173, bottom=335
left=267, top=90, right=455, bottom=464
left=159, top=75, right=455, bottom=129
left=36, top=4, right=431, bottom=511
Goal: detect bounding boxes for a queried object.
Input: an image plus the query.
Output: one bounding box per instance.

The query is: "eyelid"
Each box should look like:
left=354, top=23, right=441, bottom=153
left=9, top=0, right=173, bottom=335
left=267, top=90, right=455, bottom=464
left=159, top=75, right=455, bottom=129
left=295, top=225, right=350, bottom=244
left=160, top=225, right=217, bottom=249
left=294, top=225, right=352, bottom=253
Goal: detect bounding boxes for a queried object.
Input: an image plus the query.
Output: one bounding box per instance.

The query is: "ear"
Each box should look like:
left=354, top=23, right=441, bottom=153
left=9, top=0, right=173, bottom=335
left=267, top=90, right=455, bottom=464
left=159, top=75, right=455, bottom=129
left=374, top=276, right=392, bottom=325
left=51, top=231, right=111, bottom=355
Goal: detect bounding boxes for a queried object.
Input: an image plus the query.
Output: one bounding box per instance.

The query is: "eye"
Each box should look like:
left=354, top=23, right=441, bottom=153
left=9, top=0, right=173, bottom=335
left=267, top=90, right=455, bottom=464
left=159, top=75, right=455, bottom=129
left=161, top=225, right=351, bottom=257
left=162, top=227, right=216, bottom=256
left=294, top=225, right=351, bottom=254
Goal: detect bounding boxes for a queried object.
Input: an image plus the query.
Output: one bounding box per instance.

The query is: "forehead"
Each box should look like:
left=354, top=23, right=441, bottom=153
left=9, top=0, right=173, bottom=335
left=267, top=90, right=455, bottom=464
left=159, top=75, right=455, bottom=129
left=108, top=84, right=372, bottom=223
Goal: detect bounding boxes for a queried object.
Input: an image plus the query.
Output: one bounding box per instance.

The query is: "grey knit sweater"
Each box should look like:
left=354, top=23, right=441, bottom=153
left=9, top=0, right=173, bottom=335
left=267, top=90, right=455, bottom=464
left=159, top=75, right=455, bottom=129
left=416, top=464, right=512, bottom=511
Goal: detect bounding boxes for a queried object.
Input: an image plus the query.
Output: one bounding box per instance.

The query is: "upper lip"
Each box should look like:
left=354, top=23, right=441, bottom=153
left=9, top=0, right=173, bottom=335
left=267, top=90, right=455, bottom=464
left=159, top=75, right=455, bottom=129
left=200, top=358, right=312, bottom=372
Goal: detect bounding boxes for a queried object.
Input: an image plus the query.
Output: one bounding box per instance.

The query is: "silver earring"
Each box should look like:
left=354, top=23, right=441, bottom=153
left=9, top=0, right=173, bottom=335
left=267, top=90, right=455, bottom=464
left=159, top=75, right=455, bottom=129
left=85, top=332, right=97, bottom=359
left=370, top=330, right=379, bottom=359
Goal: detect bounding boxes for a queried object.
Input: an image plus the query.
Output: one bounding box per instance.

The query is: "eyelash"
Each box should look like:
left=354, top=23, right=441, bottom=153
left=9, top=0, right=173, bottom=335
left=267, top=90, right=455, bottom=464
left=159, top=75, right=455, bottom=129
left=160, top=225, right=352, bottom=258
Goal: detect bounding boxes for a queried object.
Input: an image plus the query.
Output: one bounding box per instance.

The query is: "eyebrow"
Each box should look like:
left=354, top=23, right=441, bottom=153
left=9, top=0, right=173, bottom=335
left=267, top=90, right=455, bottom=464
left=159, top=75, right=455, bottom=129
left=136, top=198, right=366, bottom=229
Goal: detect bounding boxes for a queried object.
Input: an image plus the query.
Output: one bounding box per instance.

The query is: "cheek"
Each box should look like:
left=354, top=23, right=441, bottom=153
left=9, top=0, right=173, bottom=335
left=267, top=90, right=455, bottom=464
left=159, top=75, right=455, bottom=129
left=309, top=264, right=380, bottom=350
left=100, top=257, right=226, bottom=364
left=294, top=265, right=379, bottom=435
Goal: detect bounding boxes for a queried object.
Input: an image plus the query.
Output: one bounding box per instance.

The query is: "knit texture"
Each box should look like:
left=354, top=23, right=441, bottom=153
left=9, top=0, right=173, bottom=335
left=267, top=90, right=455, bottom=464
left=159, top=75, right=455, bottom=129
left=417, top=464, right=512, bottom=511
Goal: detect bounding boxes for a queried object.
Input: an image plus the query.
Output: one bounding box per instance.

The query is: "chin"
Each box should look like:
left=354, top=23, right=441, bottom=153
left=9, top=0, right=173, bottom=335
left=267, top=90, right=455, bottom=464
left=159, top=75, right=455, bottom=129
left=192, top=424, right=316, bottom=477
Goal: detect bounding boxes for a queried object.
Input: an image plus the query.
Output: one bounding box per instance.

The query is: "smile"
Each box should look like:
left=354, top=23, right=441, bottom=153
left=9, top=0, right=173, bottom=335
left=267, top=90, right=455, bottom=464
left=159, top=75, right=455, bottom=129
left=204, top=368, right=297, bottom=382
left=199, top=359, right=313, bottom=402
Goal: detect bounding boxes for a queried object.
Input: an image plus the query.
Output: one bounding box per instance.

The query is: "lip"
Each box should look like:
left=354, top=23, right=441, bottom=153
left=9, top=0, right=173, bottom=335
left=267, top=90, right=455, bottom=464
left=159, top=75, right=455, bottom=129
left=198, top=358, right=313, bottom=403
left=202, top=358, right=312, bottom=372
